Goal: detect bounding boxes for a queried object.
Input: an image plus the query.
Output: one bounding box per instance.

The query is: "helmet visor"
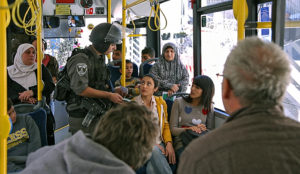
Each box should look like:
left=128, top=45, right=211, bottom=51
left=105, top=23, right=132, bottom=44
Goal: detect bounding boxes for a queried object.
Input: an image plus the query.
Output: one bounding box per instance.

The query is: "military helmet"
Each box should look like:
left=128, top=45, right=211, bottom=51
left=89, top=23, right=122, bottom=54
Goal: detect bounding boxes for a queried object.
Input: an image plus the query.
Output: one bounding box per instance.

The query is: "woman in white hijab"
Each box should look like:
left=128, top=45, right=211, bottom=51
left=7, top=43, right=55, bottom=105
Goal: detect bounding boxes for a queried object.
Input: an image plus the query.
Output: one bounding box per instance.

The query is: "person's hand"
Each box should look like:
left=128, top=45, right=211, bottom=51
left=197, top=124, right=207, bottom=131
left=165, top=142, right=176, bottom=164
left=167, top=90, right=174, bottom=97
left=52, top=77, right=57, bottom=84
left=19, top=90, right=34, bottom=102
left=188, top=126, right=202, bottom=134
left=114, top=87, right=128, bottom=97
left=108, top=93, right=123, bottom=104
left=171, top=84, right=180, bottom=93
left=156, top=144, right=166, bottom=155
left=27, top=97, right=37, bottom=104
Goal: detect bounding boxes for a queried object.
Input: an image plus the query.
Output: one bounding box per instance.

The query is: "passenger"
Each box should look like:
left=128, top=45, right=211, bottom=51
left=141, top=47, right=156, bottom=76
left=178, top=37, right=300, bottom=173
left=141, top=46, right=155, bottom=63
left=112, top=43, right=122, bottom=62
left=20, top=103, right=159, bottom=174
left=149, top=42, right=189, bottom=96
left=7, top=98, right=41, bottom=173
left=31, top=38, right=59, bottom=84
left=65, top=23, right=124, bottom=134
left=115, top=60, right=140, bottom=99
left=110, top=43, right=139, bottom=77
left=133, top=74, right=176, bottom=174
left=170, top=75, right=215, bottom=159
left=7, top=43, right=55, bottom=105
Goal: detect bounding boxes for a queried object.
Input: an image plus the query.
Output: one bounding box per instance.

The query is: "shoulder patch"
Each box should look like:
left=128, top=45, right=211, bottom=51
left=76, top=63, right=88, bottom=76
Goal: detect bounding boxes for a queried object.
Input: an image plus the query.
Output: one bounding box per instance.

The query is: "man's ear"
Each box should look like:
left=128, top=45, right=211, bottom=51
left=222, top=78, right=232, bottom=100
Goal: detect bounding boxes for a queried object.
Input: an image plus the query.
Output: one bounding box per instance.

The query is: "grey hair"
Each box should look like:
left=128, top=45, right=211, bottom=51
left=223, top=37, right=291, bottom=106
left=92, top=102, right=159, bottom=169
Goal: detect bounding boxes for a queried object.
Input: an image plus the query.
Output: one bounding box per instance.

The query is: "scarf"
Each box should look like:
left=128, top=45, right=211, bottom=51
left=7, top=43, right=37, bottom=90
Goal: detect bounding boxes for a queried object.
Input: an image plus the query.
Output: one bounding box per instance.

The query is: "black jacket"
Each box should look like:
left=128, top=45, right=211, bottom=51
left=7, top=65, right=55, bottom=105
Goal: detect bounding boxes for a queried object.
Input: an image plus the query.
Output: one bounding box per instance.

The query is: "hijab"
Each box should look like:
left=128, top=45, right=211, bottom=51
left=7, top=43, right=37, bottom=90
left=159, top=42, right=186, bottom=82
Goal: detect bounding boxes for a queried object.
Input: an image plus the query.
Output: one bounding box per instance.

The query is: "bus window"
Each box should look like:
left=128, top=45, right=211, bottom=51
left=201, top=0, right=231, bottom=7
left=201, top=10, right=237, bottom=111
left=283, top=0, right=300, bottom=122
left=160, top=0, right=194, bottom=93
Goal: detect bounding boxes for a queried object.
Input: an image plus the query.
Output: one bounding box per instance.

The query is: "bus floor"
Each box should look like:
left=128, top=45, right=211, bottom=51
left=52, top=100, right=71, bottom=144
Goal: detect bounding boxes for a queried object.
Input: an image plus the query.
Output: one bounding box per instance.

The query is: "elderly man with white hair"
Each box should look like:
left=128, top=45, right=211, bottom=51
left=178, top=37, right=300, bottom=173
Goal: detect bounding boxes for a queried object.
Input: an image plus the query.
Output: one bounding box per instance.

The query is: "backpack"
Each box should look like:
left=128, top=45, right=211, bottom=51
left=53, top=48, right=92, bottom=101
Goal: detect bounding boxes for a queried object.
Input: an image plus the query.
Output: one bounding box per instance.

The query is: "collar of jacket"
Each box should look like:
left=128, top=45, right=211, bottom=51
left=225, top=104, right=285, bottom=124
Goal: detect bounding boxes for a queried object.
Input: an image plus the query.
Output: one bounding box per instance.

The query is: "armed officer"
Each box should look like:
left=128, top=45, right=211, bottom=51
left=66, top=23, right=124, bottom=134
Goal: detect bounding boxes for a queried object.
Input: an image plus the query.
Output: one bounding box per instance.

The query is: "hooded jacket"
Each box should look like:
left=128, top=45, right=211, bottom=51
left=149, top=42, right=189, bottom=95
left=20, top=131, right=135, bottom=174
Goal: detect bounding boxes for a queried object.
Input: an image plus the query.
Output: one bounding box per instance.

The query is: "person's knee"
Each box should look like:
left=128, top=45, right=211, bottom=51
left=152, top=146, right=163, bottom=157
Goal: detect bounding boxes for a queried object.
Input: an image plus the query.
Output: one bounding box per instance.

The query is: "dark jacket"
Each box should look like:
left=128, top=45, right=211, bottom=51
left=178, top=104, right=300, bottom=174
left=7, top=65, right=55, bottom=105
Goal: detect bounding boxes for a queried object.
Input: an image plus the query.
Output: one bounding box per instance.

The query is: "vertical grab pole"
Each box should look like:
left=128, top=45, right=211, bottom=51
left=107, top=0, right=112, bottom=61
left=233, top=0, right=248, bottom=40
left=121, top=0, right=127, bottom=87
left=36, top=0, right=43, bottom=103
left=0, top=1, right=11, bottom=174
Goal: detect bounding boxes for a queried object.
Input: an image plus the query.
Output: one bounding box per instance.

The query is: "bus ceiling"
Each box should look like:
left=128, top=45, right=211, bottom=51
left=42, top=0, right=170, bottom=20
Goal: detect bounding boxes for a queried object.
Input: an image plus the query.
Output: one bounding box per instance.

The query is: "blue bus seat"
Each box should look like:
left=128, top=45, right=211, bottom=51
left=28, top=108, right=48, bottom=146
left=108, top=60, right=139, bottom=87
left=139, top=58, right=159, bottom=77
left=14, top=104, right=48, bottom=146
left=108, top=65, right=121, bottom=86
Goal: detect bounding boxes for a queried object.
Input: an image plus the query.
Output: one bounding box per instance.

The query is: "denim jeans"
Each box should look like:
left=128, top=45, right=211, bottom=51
left=146, top=143, right=173, bottom=174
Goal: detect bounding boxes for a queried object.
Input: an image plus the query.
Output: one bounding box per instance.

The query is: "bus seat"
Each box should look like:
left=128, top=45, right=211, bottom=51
left=108, top=60, right=139, bottom=87
left=14, top=104, right=48, bottom=146
left=14, top=103, right=35, bottom=115
left=139, top=58, right=159, bottom=77
left=108, top=65, right=121, bottom=86
left=28, top=108, right=48, bottom=146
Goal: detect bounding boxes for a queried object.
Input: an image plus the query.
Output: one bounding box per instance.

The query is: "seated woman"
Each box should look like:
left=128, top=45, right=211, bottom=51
left=7, top=43, right=55, bottom=145
left=7, top=43, right=55, bottom=105
left=133, top=74, right=176, bottom=174
left=149, top=42, right=189, bottom=96
left=170, top=75, right=215, bottom=159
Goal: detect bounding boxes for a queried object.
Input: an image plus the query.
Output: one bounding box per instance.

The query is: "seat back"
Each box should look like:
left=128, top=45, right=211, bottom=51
left=28, top=108, right=48, bottom=146
left=108, top=60, right=139, bottom=87
left=139, top=58, right=159, bottom=77
left=14, top=104, right=48, bottom=146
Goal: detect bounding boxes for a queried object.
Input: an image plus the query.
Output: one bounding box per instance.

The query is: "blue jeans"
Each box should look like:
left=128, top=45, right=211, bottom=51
left=146, top=143, right=173, bottom=174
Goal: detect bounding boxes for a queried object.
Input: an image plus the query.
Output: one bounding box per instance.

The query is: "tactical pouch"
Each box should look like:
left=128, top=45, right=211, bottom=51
left=54, top=75, right=71, bottom=101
